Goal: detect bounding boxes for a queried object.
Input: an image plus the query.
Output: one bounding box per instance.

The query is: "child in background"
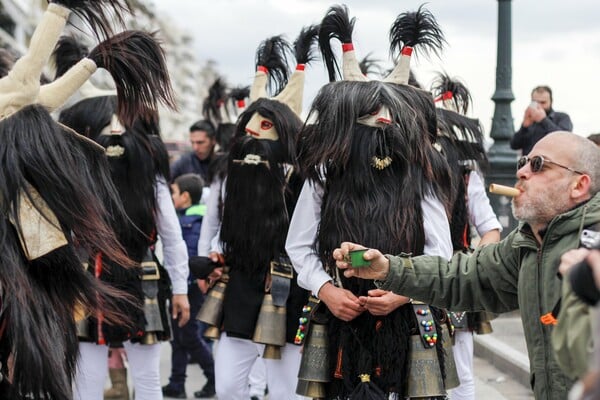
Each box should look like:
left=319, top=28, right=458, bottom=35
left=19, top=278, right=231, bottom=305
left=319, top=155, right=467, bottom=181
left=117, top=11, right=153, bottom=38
left=163, top=173, right=216, bottom=399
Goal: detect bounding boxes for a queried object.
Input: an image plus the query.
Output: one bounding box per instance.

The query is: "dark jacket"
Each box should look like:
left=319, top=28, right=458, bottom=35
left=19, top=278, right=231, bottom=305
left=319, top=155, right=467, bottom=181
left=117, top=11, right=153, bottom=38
left=378, top=193, right=600, bottom=399
left=177, top=204, right=205, bottom=258
left=170, top=152, right=212, bottom=183
left=510, top=110, right=573, bottom=155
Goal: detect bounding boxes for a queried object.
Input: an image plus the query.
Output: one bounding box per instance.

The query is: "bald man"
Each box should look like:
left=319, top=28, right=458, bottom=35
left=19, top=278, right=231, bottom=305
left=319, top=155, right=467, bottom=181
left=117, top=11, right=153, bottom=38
left=333, top=132, right=600, bottom=400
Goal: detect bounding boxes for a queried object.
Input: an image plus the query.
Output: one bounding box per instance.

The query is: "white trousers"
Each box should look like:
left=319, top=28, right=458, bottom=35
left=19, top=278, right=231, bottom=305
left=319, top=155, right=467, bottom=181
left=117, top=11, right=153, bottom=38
left=214, top=333, right=307, bottom=400
left=74, top=341, right=162, bottom=400
left=248, top=356, right=267, bottom=398
left=449, top=330, right=475, bottom=400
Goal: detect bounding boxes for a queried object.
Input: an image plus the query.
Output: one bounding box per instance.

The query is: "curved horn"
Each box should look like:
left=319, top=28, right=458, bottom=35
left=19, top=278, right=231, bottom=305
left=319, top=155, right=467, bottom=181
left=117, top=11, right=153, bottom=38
left=37, top=58, right=97, bottom=112
left=249, top=66, right=268, bottom=102
left=342, top=43, right=368, bottom=82
left=382, top=46, right=412, bottom=84
left=274, top=64, right=305, bottom=116
left=0, top=4, right=70, bottom=119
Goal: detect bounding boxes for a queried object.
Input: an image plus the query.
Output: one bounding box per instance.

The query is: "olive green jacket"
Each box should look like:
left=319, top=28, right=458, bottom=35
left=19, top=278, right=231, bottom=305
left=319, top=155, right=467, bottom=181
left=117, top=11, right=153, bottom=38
left=379, top=193, right=600, bottom=400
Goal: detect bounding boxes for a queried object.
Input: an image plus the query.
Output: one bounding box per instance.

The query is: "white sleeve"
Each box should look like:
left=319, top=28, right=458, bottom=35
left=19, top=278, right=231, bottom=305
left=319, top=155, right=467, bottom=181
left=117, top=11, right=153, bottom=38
left=422, top=193, right=453, bottom=260
left=467, top=170, right=502, bottom=236
left=197, top=178, right=223, bottom=256
left=285, top=180, right=332, bottom=296
left=154, top=176, right=189, bottom=294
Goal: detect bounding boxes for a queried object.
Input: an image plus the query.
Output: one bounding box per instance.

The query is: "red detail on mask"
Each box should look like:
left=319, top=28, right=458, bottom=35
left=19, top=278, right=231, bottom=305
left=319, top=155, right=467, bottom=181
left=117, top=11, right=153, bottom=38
left=237, top=100, right=246, bottom=109
left=246, top=128, right=259, bottom=137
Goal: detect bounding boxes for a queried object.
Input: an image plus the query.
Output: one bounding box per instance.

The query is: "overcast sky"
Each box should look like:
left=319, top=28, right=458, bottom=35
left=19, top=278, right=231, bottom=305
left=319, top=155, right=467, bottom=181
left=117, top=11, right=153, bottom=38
left=152, top=0, right=600, bottom=140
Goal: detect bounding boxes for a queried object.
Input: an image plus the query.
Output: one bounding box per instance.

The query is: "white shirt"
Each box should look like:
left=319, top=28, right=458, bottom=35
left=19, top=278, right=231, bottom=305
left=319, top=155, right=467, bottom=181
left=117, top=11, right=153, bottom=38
left=467, top=170, right=502, bottom=236
left=197, top=178, right=224, bottom=256
left=285, top=180, right=453, bottom=296
left=154, top=176, right=189, bottom=294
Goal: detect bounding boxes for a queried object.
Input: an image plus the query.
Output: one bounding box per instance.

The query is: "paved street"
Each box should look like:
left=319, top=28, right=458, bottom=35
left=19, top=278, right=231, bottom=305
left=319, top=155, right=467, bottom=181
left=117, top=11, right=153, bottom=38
left=151, top=338, right=534, bottom=399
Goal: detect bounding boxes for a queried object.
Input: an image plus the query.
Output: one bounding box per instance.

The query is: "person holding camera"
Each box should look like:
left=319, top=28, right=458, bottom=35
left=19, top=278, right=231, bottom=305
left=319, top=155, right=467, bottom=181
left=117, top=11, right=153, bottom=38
left=332, top=131, right=600, bottom=399
left=510, top=85, right=573, bottom=155
left=556, top=248, right=600, bottom=400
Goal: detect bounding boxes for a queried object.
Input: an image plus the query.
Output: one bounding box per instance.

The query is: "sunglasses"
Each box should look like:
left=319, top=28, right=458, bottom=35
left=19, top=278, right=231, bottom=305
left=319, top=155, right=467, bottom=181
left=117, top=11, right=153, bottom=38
left=517, top=155, right=584, bottom=175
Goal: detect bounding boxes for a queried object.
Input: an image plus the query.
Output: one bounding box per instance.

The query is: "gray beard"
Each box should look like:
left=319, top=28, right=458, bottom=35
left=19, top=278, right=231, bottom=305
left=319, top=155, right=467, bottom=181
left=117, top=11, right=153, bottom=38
left=511, top=180, right=571, bottom=225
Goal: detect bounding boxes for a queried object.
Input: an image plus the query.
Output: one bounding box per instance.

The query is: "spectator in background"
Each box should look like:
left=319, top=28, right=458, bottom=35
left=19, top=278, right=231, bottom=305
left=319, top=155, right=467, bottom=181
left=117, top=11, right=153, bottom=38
left=171, top=120, right=217, bottom=184
left=511, top=85, right=573, bottom=155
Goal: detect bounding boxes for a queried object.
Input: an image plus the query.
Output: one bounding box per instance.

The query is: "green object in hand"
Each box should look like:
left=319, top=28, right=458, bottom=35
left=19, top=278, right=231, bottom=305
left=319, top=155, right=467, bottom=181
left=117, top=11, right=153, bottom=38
left=349, top=249, right=370, bottom=268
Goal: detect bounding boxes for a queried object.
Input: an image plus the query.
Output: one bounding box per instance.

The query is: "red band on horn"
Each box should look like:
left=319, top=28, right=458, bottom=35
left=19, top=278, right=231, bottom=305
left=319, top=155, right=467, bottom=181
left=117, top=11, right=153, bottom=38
left=296, top=64, right=305, bottom=71
left=401, top=46, right=413, bottom=56
left=342, top=43, right=354, bottom=52
left=434, top=91, right=454, bottom=102
left=257, top=65, right=268, bottom=73
left=237, top=99, right=246, bottom=108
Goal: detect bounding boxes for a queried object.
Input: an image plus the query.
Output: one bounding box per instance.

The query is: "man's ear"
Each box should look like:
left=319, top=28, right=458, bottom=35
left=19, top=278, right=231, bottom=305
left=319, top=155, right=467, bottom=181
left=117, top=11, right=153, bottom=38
left=571, top=174, right=592, bottom=200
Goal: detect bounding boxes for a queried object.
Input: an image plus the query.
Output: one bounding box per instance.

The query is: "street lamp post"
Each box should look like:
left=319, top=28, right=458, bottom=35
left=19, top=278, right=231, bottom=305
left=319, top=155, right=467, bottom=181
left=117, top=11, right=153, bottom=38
left=487, top=0, right=518, bottom=237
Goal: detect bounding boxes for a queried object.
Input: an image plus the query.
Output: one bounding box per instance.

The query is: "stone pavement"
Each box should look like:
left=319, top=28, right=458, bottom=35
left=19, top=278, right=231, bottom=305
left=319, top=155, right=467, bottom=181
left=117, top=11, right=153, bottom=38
left=152, top=329, right=534, bottom=400
left=473, top=310, right=535, bottom=398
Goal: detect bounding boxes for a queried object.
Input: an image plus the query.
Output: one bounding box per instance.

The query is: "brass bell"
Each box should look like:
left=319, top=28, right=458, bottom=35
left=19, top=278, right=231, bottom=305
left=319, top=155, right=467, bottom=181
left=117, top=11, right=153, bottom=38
left=296, top=379, right=326, bottom=399
left=75, top=318, right=90, bottom=339
left=297, top=322, right=330, bottom=382
left=196, top=281, right=226, bottom=326
left=262, top=344, right=281, bottom=360
left=252, top=294, right=286, bottom=359
left=203, top=325, right=221, bottom=340
left=73, top=302, right=90, bottom=339
left=476, top=320, right=493, bottom=335
left=143, top=297, right=164, bottom=332
left=474, top=311, right=495, bottom=334
left=441, top=325, right=460, bottom=390
left=140, top=332, right=158, bottom=345
left=406, top=334, right=446, bottom=398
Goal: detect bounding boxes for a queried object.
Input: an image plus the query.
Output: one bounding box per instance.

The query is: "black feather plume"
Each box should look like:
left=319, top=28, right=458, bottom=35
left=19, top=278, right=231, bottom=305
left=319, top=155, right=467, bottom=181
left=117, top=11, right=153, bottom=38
left=389, top=5, right=446, bottom=60
left=318, top=4, right=356, bottom=82
left=202, top=78, right=228, bottom=125
left=294, top=24, right=320, bottom=65
left=229, top=85, right=250, bottom=103
left=52, top=35, right=89, bottom=78
left=431, top=72, right=472, bottom=115
left=255, top=35, right=292, bottom=96
left=436, top=108, right=486, bottom=164
left=359, top=52, right=384, bottom=78
left=49, top=0, right=133, bottom=40
left=88, top=30, right=176, bottom=128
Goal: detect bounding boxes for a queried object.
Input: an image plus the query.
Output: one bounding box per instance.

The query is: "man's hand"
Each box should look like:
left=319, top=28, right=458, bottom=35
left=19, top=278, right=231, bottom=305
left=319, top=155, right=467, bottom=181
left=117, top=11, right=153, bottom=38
left=530, top=104, right=547, bottom=123
left=197, top=279, right=209, bottom=294
left=318, top=282, right=364, bottom=321
left=171, top=294, right=190, bottom=327
left=587, top=250, right=600, bottom=290
left=358, top=289, right=411, bottom=316
left=560, top=248, right=600, bottom=290
left=522, top=107, right=534, bottom=128
left=559, top=248, right=590, bottom=276
left=333, top=242, right=390, bottom=281
left=208, top=267, right=223, bottom=284
left=207, top=252, right=224, bottom=286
